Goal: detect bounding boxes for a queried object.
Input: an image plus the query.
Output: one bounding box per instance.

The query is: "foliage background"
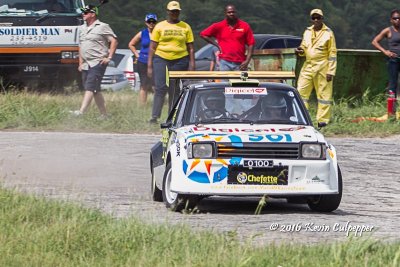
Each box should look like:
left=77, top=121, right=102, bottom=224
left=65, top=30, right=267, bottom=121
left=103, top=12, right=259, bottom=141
left=90, top=0, right=398, bottom=50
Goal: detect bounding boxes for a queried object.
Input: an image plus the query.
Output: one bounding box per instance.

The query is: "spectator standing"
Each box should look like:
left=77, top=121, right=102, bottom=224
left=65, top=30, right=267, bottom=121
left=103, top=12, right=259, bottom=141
left=200, top=4, right=255, bottom=71
left=72, top=5, right=117, bottom=117
left=372, top=9, right=400, bottom=98
left=147, top=1, right=195, bottom=124
left=295, top=9, right=337, bottom=127
left=128, top=13, right=158, bottom=105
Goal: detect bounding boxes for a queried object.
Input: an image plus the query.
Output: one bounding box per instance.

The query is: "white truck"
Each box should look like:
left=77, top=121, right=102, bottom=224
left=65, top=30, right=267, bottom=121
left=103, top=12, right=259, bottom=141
left=0, top=0, right=87, bottom=89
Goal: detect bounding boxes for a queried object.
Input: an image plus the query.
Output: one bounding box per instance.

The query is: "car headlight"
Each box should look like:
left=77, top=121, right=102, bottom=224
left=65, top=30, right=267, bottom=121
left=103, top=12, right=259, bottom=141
left=301, top=143, right=326, bottom=159
left=187, top=142, right=215, bottom=158
left=61, top=51, right=80, bottom=59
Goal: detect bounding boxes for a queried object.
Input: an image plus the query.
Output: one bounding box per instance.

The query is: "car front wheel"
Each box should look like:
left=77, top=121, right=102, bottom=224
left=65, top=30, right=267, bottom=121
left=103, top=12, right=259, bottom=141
left=162, top=162, right=198, bottom=212
left=307, top=165, right=343, bottom=212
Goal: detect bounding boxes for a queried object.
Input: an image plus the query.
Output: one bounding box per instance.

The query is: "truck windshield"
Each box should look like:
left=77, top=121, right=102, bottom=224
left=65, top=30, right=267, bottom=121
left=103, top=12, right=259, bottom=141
left=0, top=0, right=82, bottom=15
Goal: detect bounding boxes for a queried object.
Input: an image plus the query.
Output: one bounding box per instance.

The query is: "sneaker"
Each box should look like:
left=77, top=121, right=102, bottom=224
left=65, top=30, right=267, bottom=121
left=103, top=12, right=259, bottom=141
left=317, top=122, right=327, bottom=128
left=149, top=118, right=158, bottom=124
left=69, top=110, right=82, bottom=116
left=98, top=114, right=109, bottom=120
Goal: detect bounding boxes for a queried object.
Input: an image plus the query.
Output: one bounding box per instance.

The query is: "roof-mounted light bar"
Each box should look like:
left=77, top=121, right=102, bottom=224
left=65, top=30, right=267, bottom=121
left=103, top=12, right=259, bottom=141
left=167, top=71, right=295, bottom=80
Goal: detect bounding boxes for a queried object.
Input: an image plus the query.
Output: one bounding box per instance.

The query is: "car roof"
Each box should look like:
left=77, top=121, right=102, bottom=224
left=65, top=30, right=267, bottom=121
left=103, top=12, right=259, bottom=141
left=115, top=49, right=133, bottom=56
left=253, top=34, right=301, bottom=48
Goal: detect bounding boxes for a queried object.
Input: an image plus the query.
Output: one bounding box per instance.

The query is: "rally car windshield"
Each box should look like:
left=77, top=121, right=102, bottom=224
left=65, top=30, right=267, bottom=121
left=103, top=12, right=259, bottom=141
left=187, top=87, right=308, bottom=125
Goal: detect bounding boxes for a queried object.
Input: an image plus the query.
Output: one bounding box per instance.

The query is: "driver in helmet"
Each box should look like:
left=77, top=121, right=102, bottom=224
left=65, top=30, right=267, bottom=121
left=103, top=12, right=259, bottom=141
left=260, top=93, right=288, bottom=120
left=199, top=92, right=229, bottom=120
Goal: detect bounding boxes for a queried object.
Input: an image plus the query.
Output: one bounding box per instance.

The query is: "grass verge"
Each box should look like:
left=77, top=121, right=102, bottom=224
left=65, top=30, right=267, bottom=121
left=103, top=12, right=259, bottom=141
left=0, top=187, right=399, bottom=267
left=0, top=90, right=399, bottom=137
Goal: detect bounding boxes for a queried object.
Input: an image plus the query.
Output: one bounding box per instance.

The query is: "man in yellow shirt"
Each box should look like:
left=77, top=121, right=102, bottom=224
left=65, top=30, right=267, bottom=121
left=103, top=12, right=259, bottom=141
left=147, top=1, right=195, bottom=123
left=295, top=9, right=337, bottom=127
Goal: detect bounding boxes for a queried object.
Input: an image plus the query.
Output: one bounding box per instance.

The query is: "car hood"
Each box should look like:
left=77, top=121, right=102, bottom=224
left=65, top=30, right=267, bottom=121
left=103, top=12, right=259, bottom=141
left=104, top=67, right=123, bottom=76
left=177, top=124, right=324, bottom=144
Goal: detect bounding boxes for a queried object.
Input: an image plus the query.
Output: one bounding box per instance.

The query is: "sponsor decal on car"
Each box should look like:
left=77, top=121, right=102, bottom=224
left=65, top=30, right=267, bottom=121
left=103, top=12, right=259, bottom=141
left=225, top=87, right=268, bottom=95
left=228, top=166, right=289, bottom=185
left=183, top=159, right=229, bottom=184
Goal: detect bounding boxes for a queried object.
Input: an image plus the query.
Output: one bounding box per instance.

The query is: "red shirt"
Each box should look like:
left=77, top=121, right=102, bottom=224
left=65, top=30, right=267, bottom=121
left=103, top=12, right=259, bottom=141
left=200, top=19, right=255, bottom=63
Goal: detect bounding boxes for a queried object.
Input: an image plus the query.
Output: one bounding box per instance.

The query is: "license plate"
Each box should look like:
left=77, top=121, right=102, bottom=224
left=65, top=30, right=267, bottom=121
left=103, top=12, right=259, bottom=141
left=23, top=65, right=39, bottom=72
left=228, top=166, right=288, bottom=185
left=243, top=159, right=273, bottom=168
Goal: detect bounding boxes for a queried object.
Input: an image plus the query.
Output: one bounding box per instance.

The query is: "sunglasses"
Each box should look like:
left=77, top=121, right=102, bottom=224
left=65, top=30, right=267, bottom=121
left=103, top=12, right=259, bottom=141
left=311, top=16, right=322, bottom=20
left=146, top=20, right=156, bottom=24
left=392, top=17, right=400, bottom=20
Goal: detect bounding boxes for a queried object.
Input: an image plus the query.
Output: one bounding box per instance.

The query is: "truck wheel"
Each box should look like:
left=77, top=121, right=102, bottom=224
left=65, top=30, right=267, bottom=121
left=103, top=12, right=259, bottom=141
left=307, top=165, right=342, bottom=212
left=162, top=163, right=198, bottom=212
left=150, top=161, right=163, bottom=202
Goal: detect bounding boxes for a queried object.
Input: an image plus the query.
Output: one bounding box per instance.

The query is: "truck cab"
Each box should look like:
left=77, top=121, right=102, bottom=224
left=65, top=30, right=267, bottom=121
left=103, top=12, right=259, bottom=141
left=0, top=0, right=86, bottom=89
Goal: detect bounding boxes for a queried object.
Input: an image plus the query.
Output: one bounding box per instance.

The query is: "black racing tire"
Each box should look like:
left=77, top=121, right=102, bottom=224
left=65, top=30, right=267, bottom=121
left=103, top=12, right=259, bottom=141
left=307, top=165, right=343, bottom=212
left=162, top=162, right=198, bottom=212
left=150, top=160, right=163, bottom=202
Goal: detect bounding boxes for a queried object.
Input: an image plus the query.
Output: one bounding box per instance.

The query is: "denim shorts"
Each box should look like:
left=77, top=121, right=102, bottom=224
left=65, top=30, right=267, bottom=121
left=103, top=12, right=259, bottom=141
left=82, top=63, right=107, bottom=93
left=137, top=61, right=153, bottom=91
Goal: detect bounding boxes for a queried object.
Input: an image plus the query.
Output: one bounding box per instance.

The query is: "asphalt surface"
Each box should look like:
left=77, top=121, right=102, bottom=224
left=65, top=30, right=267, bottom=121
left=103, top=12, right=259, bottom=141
left=1, top=131, right=399, bottom=245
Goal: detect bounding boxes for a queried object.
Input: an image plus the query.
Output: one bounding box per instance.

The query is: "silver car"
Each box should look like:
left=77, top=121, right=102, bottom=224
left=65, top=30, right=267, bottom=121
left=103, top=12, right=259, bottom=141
left=101, top=66, right=130, bottom=91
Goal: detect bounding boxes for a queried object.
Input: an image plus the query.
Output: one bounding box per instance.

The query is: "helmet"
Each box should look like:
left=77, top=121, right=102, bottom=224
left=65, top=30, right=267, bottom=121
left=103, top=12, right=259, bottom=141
left=261, top=93, right=287, bottom=119
left=261, top=93, right=287, bottom=110
left=201, top=92, right=226, bottom=120
left=205, top=93, right=225, bottom=109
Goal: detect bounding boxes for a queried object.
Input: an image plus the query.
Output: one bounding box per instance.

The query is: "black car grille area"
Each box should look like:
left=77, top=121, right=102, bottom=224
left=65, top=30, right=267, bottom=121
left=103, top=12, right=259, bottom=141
left=217, top=143, right=299, bottom=159
left=0, top=53, right=60, bottom=65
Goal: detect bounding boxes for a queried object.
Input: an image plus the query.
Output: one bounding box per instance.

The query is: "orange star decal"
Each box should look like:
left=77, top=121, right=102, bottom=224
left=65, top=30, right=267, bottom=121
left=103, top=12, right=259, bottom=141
left=204, top=160, right=212, bottom=175
left=190, top=159, right=200, bottom=170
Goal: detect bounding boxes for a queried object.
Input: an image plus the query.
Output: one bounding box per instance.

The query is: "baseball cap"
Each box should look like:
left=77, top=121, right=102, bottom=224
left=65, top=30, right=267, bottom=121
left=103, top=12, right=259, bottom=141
left=167, top=1, right=181, bottom=11
left=145, top=13, right=157, bottom=22
left=80, top=4, right=98, bottom=15
left=310, top=9, right=323, bottom=17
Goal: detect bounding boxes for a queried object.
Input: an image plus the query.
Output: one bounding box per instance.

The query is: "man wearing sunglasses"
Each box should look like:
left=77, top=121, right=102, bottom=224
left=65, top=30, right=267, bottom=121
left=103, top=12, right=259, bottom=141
left=295, top=9, right=337, bottom=128
left=72, top=5, right=118, bottom=117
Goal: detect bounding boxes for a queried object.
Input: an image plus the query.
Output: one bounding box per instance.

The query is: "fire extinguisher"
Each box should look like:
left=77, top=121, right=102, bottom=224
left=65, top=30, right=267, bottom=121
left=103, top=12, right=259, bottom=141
left=387, top=91, right=396, bottom=116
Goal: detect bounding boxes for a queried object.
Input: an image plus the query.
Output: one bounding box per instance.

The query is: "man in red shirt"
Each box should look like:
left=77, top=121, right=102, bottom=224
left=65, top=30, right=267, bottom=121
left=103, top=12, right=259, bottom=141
left=200, top=4, right=255, bottom=71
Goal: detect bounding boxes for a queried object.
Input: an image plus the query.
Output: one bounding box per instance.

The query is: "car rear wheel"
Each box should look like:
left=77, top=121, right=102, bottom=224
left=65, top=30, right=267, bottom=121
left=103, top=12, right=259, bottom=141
left=307, top=165, right=343, bottom=212
left=162, top=163, right=198, bottom=212
left=151, top=160, right=163, bottom=202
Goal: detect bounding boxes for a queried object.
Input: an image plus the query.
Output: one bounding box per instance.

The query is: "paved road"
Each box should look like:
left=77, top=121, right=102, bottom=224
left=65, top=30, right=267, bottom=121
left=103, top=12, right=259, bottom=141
left=0, top=132, right=399, bottom=245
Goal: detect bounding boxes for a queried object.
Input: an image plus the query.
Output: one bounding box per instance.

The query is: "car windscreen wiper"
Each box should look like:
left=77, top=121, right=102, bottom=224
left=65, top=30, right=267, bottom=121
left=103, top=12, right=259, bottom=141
left=196, top=117, right=255, bottom=125
left=36, top=12, right=54, bottom=23
left=254, top=119, right=305, bottom=125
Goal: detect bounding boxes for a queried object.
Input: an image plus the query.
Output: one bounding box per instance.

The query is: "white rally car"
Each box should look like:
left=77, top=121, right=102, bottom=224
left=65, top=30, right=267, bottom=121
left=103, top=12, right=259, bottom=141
left=150, top=71, right=342, bottom=212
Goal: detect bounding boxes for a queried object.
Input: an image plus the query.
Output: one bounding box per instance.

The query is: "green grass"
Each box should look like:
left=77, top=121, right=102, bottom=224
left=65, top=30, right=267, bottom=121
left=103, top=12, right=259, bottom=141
left=0, top=89, right=399, bottom=137
left=0, top=187, right=399, bottom=267
left=0, top=89, right=164, bottom=134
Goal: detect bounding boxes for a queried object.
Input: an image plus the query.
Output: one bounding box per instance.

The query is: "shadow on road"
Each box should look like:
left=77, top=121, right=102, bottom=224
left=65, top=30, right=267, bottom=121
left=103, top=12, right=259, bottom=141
left=193, top=196, right=350, bottom=215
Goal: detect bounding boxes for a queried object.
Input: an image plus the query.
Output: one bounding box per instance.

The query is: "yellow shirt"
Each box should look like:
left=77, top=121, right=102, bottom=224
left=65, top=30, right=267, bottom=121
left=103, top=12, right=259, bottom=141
left=151, top=20, right=194, bottom=60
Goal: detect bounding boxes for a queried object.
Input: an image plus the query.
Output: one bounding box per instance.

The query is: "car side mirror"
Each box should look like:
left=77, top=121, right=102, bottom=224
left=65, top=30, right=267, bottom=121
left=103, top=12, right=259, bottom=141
left=160, top=122, right=172, bottom=129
